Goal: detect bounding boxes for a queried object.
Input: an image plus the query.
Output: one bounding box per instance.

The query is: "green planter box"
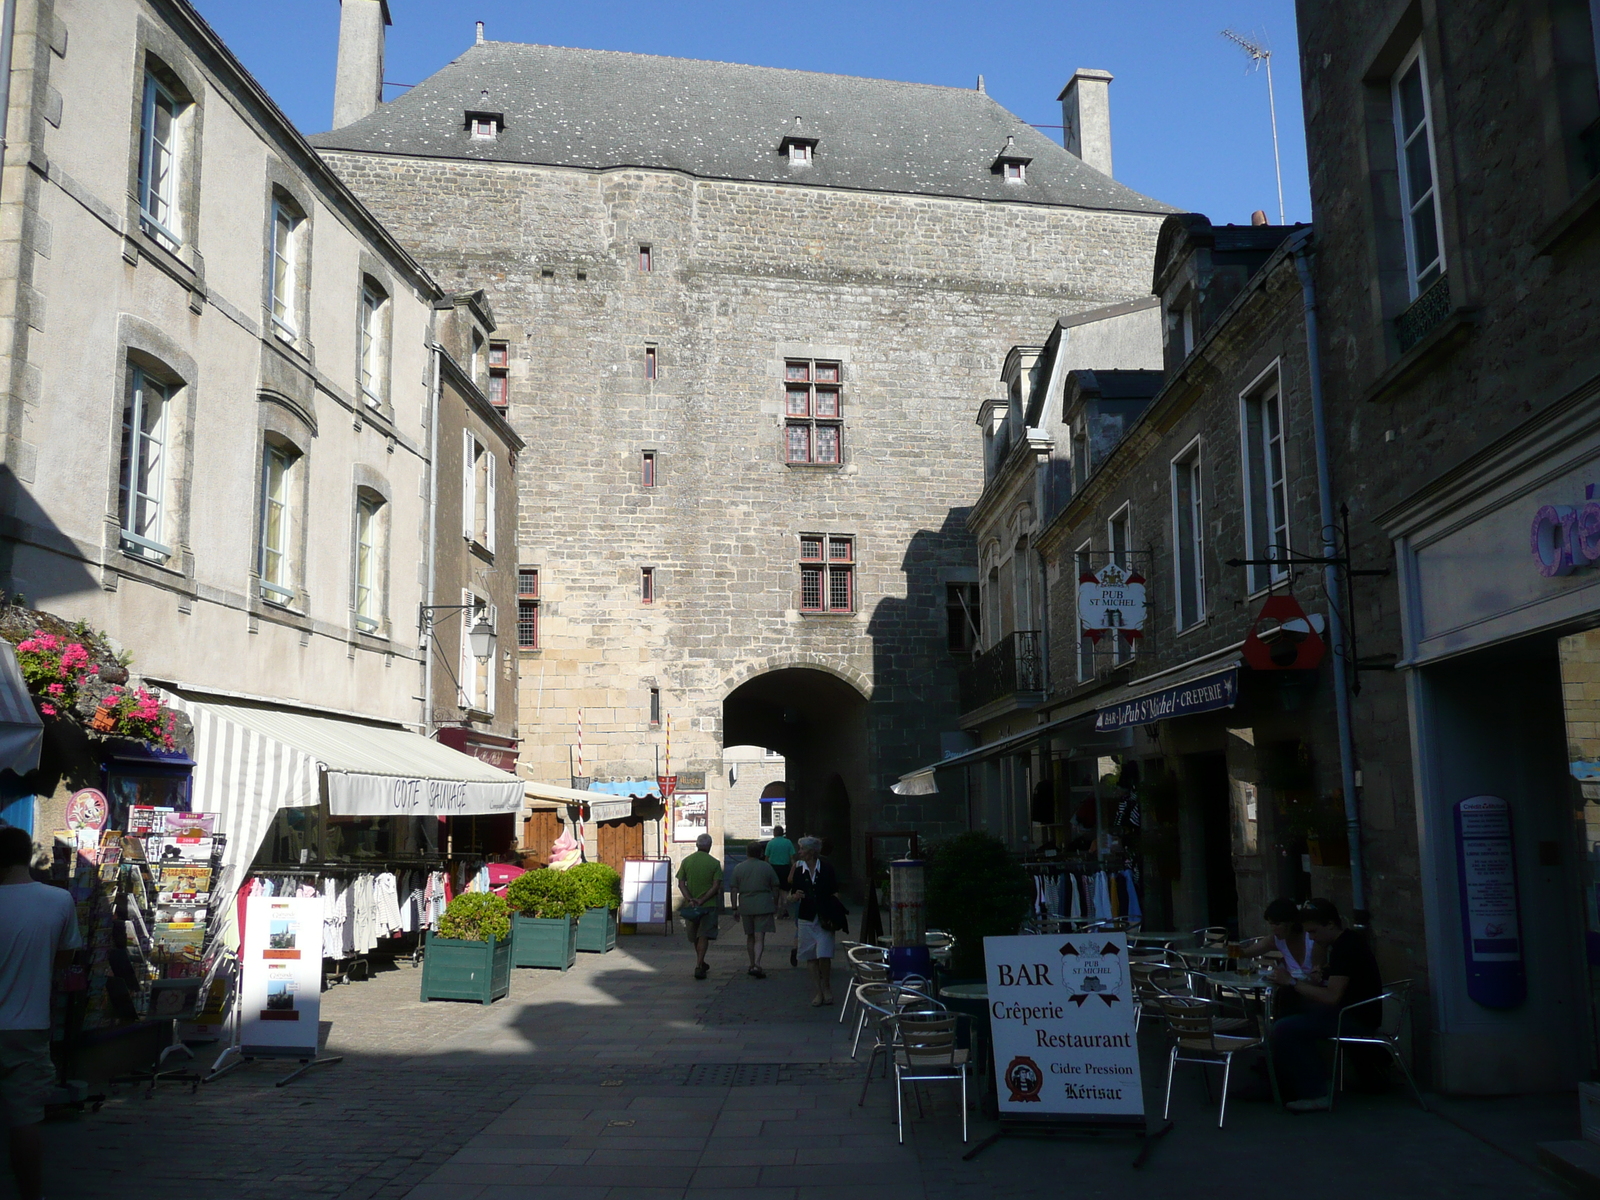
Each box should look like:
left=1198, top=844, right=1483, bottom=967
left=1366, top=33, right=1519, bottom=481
left=419, top=931, right=511, bottom=1005
left=576, top=907, right=618, bottom=953
left=511, top=913, right=579, bottom=970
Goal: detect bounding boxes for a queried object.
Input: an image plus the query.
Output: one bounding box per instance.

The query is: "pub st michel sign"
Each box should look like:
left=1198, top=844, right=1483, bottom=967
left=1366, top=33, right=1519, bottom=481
left=1078, top=562, right=1147, bottom=645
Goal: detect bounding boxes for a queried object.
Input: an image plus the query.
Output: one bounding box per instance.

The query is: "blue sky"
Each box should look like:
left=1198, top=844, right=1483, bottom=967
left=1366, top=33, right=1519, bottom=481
left=196, top=0, right=1308, bottom=225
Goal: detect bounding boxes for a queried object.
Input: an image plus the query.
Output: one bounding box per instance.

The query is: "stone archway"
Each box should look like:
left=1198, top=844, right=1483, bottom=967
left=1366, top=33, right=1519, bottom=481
left=722, top=666, right=868, bottom=883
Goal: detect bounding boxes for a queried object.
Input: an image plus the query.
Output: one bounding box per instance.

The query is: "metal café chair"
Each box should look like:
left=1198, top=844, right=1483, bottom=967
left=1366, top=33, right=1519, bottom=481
left=1158, top=995, right=1264, bottom=1129
left=854, top=983, right=944, bottom=1096
left=847, top=960, right=891, bottom=1051
left=1192, top=925, right=1231, bottom=947
left=891, top=1011, right=971, bottom=1144
left=840, top=945, right=887, bottom=1026
left=1330, top=979, right=1428, bottom=1111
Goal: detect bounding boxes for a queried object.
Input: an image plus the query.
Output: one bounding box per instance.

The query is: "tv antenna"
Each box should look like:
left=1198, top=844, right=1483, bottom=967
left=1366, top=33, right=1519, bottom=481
left=1221, top=28, right=1285, bottom=225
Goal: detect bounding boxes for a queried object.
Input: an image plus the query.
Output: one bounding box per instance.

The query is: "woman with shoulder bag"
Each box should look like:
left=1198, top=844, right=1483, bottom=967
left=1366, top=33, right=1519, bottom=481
left=787, top=837, right=846, bottom=1006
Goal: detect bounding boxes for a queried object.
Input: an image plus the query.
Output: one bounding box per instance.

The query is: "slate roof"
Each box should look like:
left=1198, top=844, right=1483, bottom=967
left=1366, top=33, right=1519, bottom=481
left=310, top=41, right=1171, bottom=213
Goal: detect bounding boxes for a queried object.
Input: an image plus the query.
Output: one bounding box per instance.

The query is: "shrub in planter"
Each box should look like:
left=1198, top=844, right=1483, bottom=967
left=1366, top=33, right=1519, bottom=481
left=567, top=862, right=621, bottom=953
left=925, top=831, right=1033, bottom=979
left=506, top=868, right=584, bottom=969
left=423, top=892, right=511, bottom=1004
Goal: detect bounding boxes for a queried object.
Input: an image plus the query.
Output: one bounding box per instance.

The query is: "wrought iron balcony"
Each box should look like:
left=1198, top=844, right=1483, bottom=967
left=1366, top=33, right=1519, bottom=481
left=958, top=630, right=1044, bottom=716
left=1395, top=274, right=1450, bottom=354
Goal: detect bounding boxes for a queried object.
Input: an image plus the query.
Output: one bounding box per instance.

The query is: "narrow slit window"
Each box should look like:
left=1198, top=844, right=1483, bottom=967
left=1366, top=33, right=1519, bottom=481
left=641, top=451, right=656, bottom=488
left=641, top=567, right=654, bottom=603
left=517, top=568, right=540, bottom=648
left=488, top=341, right=509, bottom=408
left=645, top=346, right=657, bottom=381
left=639, top=246, right=653, bottom=273
left=649, top=688, right=661, bottom=726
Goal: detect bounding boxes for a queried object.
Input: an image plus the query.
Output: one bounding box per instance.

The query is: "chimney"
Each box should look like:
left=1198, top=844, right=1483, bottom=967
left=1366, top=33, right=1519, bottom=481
left=332, top=0, right=391, bottom=130
left=1251, top=210, right=1269, bottom=226
left=1058, top=68, right=1114, bottom=177
left=476, top=21, right=485, bottom=43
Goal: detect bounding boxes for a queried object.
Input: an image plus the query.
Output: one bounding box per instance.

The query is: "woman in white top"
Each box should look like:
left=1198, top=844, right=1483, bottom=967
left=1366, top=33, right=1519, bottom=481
left=1240, top=897, right=1323, bottom=1007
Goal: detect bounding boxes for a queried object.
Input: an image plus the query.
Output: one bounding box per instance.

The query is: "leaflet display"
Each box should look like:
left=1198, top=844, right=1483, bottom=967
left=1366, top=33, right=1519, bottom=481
left=984, top=932, right=1145, bottom=1126
left=240, top=895, right=323, bottom=1057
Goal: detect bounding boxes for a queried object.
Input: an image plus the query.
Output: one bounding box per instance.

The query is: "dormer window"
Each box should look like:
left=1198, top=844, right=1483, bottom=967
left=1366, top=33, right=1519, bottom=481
left=778, top=117, right=818, bottom=167
left=789, top=142, right=811, bottom=164
left=466, top=110, right=504, bottom=140
left=992, top=135, right=1032, bottom=184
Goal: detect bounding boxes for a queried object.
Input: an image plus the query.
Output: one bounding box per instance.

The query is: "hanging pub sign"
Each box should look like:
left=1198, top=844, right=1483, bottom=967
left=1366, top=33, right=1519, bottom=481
left=1242, top=593, right=1326, bottom=671
left=1078, top=563, right=1146, bottom=645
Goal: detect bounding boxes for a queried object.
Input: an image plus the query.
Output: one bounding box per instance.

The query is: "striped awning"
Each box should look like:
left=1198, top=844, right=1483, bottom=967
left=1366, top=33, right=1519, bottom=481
left=0, top=641, right=44, bottom=778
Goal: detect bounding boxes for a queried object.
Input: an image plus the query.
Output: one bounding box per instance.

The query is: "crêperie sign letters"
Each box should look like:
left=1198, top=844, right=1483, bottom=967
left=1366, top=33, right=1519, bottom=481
left=1530, top=491, right=1600, bottom=578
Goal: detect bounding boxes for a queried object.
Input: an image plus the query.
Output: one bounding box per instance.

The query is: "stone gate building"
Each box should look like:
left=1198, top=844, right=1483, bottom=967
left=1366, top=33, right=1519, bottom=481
left=312, top=5, right=1170, bottom=876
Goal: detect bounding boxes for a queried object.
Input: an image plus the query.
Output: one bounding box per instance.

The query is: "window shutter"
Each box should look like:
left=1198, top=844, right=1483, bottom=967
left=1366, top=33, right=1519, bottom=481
left=485, top=450, right=497, bottom=554
left=486, top=603, right=498, bottom=715
left=462, top=432, right=475, bottom=542
left=459, top=588, right=473, bottom=708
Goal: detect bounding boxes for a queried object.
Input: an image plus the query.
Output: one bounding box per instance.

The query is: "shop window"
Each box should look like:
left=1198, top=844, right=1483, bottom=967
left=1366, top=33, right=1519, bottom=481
left=947, top=583, right=980, bottom=653
left=1240, top=367, right=1290, bottom=593
left=784, top=360, right=843, bottom=465
left=488, top=341, right=509, bottom=408
left=517, top=568, right=540, bottom=648
left=800, top=534, right=853, bottom=612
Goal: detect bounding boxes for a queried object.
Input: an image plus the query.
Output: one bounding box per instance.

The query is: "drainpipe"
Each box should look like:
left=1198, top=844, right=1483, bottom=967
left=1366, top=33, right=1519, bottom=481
left=0, top=0, right=16, bottom=197
left=1290, top=228, right=1367, bottom=916
left=421, top=340, right=442, bottom=737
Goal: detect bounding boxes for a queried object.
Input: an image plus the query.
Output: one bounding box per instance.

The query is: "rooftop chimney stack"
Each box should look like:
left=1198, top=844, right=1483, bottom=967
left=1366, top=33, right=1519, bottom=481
left=1058, top=68, right=1114, bottom=177
left=332, top=0, right=391, bottom=129
left=476, top=21, right=485, bottom=43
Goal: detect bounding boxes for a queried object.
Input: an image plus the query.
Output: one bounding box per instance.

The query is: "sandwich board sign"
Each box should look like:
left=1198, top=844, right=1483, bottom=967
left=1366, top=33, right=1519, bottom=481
left=983, top=932, right=1145, bottom=1127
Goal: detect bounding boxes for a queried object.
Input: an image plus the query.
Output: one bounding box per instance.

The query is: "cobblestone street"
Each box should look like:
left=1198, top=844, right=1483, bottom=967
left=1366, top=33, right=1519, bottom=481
left=17, top=923, right=1575, bottom=1200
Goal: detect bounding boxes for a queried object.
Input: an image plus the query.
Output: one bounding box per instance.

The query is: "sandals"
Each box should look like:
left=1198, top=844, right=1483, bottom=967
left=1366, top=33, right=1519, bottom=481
left=810, top=996, right=825, bottom=1007
left=694, top=963, right=709, bottom=980
left=748, top=966, right=767, bottom=979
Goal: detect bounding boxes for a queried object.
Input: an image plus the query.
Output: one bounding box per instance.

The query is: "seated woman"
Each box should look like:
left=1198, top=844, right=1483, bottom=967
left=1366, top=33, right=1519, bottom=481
left=1239, top=897, right=1321, bottom=1018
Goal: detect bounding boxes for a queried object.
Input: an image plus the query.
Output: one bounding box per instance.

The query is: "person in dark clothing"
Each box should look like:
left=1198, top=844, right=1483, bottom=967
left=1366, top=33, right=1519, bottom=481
left=786, top=837, right=842, bottom=1006
left=1268, top=897, right=1384, bottom=1111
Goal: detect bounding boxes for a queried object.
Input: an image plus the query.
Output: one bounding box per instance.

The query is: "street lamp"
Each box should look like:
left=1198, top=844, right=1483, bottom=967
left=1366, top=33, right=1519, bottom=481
left=468, top=614, right=495, bottom=660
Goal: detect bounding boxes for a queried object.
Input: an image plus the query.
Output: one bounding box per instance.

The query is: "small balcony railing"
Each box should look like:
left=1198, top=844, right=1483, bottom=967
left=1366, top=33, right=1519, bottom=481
left=1395, top=274, right=1451, bottom=354
left=958, top=630, right=1044, bottom=715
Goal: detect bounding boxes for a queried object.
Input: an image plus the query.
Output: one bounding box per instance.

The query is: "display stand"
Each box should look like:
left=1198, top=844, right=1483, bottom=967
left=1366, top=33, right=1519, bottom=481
left=110, top=979, right=205, bottom=1095
left=207, top=895, right=343, bottom=1087
left=620, top=857, right=672, bottom=936
left=963, top=933, right=1171, bottom=1168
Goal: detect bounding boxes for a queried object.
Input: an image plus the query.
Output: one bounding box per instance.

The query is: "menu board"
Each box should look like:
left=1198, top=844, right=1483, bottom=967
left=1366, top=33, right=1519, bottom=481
left=620, top=858, right=671, bottom=925
left=239, top=895, right=323, bottom=1057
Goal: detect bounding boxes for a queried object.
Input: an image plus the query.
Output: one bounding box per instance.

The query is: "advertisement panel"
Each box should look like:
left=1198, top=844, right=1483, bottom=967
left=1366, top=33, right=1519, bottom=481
left=240, top=895, right=323, bottom=1057
left=672, top=792, right=709, bottom=842
left=984, top=932, right=1144, bottom=1125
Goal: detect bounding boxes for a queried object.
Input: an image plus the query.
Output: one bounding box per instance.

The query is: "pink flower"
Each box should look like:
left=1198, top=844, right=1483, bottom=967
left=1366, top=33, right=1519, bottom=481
left=45, top=683, right=63, bottom=696
left=39, top=703, right=56, bottom=716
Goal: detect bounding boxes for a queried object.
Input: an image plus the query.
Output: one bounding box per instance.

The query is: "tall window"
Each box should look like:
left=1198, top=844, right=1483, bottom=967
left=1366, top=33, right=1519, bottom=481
left=649, top=688, right=661, bottom=726
left=487, top=342, right=508, bottom=408
left=946, top=583, right=980, bottom=654
left=269, top=198, right=300, bottom=340
left=354, top=494, right=383, bottom=631
left=639, top=246, right=653, bottom=273
left=1393, top=44, right=1445, bottom=298
left=784, top=360, right=842, bottom=465
left=359, top=283, right=387, bottom=408
left=1241, top=371, right=1291, bottom=593
left=800, top=534, right=854, bottom=612
left=1075, top=543, right=1094, bottom=681
left=641, top=567, right=655, bottom=603
left=1172, top=442, right=1205, bottom=630
left=138, top=72, right=181, bottom=248
left=462, top=432, right=496, bottom=552
left=517, top=569, right=540, bottom=648
left=1108, top=508, right=1133, bottom=664
left=119, top=368, right=171, bottom=559
left=259, top=443, right=297, bottom=603
left=641, top=450, right=657, bottom=488
left=645, top=345, right=658, bottom=381
left=459, top=591, right=495, bottom=713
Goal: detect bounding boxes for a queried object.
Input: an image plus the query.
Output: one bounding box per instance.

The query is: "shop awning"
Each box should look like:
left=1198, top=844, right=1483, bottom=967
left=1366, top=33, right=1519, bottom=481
left=892, top=711, right=1110, bottom=795
left=523, top=777, right=608, bottom=809
left=0, top=641, right=43, bottom=777
left=1085, top=656, right=1243, bottom=732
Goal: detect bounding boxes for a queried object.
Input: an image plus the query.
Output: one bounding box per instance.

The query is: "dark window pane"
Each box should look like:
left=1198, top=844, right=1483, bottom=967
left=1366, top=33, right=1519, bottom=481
left=801, top=565, right=822, bottom=609
left=800, top=536, right=823, bottom=561
left=1410, top=197, right=1440, bottom=273
left=1397, top=60, right=1426, bottom=138
left=1404, top=135, right=1433, bottom=202
left=828, top=566, right=852, bottom=611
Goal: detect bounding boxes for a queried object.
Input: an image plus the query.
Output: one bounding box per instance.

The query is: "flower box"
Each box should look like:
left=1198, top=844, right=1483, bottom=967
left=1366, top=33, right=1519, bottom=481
left=419, top=932, right=511, bottom=1004
left=511, top=913, right=578, bottom=970
left=576, top=906, right=617, bottom=953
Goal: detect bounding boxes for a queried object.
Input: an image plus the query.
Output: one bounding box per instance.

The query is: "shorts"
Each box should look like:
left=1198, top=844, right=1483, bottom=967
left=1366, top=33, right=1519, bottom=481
left=741, top=912, right=776, bottom=936
left=683, top=910, right=720, bottom=942
left=798, top=918, right=834, bottom=962
left=0, top=1029, right=53, bottom=1127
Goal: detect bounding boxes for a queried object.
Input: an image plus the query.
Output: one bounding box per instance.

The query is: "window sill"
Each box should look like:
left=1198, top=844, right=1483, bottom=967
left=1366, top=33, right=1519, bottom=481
left=459, top=706, right=494, bottom=722
left=798, top=610, right=857, bottom=618
left=468, top=539, right=495, bottom=564
left=785, top=462, right=844, bottom=471
left=1361, top=307, right=1478, bottom=404
left=1532, top=169, right=1600, bottom=257
left=117, top=545, right=184, bottom=579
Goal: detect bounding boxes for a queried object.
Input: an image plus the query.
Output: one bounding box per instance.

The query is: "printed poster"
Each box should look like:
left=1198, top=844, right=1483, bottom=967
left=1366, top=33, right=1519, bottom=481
left=240, top=895, right=323, bottom=1056
left=672, top=792, right=709, bottom=843
left=984, top=933, right=1145, bottom=1124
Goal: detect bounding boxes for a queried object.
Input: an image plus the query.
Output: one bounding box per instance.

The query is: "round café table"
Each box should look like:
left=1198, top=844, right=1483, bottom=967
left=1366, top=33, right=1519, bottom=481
left=936, top=982, right=994, bottom=1117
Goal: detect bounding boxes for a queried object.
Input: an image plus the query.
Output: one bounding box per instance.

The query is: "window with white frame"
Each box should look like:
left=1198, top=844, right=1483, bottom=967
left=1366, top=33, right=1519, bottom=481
left=138, top=71, right=182, bottom=249
left=458, top=590, right=496, bottom=713
left=800, top=534, right=854, bottom=612
left=1108, top=507, right=1133, bottom=663
left=462, top=432, right=496, bottom=551
left=1074, top=542, right=1094, bottom=682
left=358, top=281, right=388, bottom=408
left=258, top=441, right=298, bottom=603
left=353, top=493, right=384, bottom=631
left=1241, top=368, right=1291, bottom=593
left=268, top=196, right=301, bottom=340
left=1392, top=44, right=1445, bottom=299
left=1172, top=441, right=1205, bottom=630
left=119, top=367, right=172, bottom=560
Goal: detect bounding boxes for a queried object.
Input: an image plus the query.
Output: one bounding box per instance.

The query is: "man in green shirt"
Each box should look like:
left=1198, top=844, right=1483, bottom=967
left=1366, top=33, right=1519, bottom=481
left=764, top=825, right=796, bottom=919
left=676, top=833, right=723, bottom=980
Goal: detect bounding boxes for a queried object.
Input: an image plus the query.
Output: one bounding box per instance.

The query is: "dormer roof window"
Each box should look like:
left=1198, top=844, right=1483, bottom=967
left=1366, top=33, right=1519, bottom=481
left=992, top=135, right=1032, bottom=183
left=466, top=92, right=504, bottom=140
left=779, top=116, right=818, bottom=166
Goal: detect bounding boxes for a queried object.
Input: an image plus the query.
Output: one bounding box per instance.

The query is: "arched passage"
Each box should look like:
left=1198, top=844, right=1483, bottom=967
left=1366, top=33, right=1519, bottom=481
left=723, top=667, right=868, bottom=883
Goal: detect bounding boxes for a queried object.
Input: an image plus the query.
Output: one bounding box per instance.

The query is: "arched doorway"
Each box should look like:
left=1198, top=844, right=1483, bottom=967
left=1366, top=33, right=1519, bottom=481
left=722, top=667, right=868, bottom=883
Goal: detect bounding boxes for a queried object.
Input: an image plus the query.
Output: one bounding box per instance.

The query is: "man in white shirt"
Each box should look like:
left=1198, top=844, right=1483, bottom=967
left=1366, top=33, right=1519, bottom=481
left=0, top=825, right=81, bottom=1200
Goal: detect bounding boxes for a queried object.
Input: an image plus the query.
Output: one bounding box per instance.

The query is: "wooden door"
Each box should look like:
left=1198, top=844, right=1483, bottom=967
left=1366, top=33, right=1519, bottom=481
left=521, top=809, right=561, bottom=866
left=597, top=817, right=645, bottom=872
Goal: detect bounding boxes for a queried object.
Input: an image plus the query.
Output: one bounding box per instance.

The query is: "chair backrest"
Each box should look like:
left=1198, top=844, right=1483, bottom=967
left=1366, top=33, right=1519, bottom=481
left=854, top=960, right=890, bottom=985
left=1149, top=966, right=1202, bottom=998
left=848, top=945, right=887, bottom=967
left=897, top=1012, right=960, bottom=1064
left=855, top=982, right=898, bottom=1020
left=887, top=983, right=945, bottom=1014
left=1375, top=978, right=1412, bottom=1038
left=1158, top=995, right=1219, bottom=1045
left=1193, top=926, right=1229, bottom=947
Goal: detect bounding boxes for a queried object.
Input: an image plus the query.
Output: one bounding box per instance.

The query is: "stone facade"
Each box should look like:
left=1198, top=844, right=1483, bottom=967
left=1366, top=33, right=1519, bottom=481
left=319, top=127, right=1167, bottom=879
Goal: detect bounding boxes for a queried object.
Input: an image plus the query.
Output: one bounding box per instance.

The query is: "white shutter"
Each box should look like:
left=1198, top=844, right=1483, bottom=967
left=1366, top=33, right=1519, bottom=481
left=458, top=588, right=473, bottom=708
left=485, top=603, right=498, bottom=714
left=461, top=431, right=475, bottom=542
left=485, top=450, right=497, bottom=554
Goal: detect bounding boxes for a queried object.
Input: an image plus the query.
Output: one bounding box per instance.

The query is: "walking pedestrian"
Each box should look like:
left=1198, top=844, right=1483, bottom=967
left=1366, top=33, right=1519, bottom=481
left=1, top=825, right=81, bottom=1200
left=787, top=836, right=843, bottom=1007
left=676, top=833, right=723, bottom=980
left=729, top=842, right=780, bottom=978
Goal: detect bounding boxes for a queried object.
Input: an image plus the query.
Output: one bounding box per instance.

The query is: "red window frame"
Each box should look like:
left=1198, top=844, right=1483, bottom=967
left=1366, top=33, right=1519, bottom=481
left=784, top=360, right=843, bottom=464
left=517, top=569, right=540, bottom=648
left=799, top=534, right=853, bottom=612
left=488, top=341, right=508, bottom=408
